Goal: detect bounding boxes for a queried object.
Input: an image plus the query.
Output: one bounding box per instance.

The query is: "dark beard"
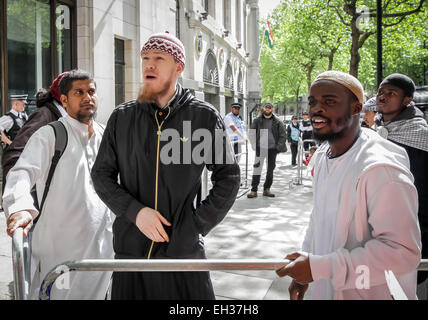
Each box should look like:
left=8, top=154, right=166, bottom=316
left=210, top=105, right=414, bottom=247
left=312, top=109, right=352, bottom=143
left=137, top=79, right=173, bottom=105
left=313, top=130, right=346, bottom=143
left=77, top=109, right=97, bottom=123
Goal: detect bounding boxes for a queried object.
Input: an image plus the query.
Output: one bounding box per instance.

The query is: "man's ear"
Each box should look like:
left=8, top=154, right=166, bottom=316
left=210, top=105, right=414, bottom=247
left=403, top=96, right=412, bottom=107
left=176, top=63, right=184, bottom=75
left=60, top=94, right=68, bottom=109
left=352, top=102, right=362, bottom=116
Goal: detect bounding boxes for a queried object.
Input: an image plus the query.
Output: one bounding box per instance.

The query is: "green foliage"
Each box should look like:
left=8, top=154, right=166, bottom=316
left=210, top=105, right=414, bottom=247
left=260, top=0, right=427, bottom=105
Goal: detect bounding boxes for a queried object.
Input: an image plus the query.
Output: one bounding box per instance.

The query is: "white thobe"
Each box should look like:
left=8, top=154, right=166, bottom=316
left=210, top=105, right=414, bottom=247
left=303, top=128, right=421, bottom=300
left=3, top=116, right=114, bottom=300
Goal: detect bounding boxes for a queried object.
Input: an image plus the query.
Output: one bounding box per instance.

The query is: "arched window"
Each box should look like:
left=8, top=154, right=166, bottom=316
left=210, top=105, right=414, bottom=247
left=237, top=69, right=243, bottom=94
left=203, top=50, right=219, bottom=86
left=224, top=61, right=234, bottom=90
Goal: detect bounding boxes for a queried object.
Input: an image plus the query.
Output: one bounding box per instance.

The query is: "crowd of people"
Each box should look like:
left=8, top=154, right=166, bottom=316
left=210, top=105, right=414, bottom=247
left=1, top=31, right=427, bottom=300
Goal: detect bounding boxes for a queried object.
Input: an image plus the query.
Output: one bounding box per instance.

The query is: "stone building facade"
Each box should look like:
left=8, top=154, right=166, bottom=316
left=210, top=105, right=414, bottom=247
left=1, top=0, right=262, bottom=125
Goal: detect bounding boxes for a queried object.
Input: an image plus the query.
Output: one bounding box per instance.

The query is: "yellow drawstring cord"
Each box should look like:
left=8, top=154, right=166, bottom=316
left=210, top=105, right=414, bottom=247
left=147, top=107, right=171, bottom=259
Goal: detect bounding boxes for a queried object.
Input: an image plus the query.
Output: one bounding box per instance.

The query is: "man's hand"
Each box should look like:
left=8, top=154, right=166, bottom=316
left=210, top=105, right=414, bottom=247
left=288, top=280, right=309, bottom=300
left=6, top=211, right=34, bottom=237
left=276, top=252, right=314, bottom=285
left=1, top=131, right=12, bottom=145
left=135, top=207, right=171, bottom=243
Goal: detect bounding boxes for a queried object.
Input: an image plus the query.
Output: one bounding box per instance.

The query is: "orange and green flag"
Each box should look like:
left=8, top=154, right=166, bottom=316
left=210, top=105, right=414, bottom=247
left=264, top=20, right=274, bottom=48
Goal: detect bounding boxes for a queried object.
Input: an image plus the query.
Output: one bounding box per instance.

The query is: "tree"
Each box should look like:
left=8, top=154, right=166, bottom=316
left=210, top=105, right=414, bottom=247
left=327, top=0, right=426, bottom=77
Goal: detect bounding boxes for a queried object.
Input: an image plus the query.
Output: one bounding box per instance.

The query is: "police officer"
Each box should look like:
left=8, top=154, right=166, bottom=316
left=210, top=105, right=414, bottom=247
left=0, top=94, right=28, bottom=147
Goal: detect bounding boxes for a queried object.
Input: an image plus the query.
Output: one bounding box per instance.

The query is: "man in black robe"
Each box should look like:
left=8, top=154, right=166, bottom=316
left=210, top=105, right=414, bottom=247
left=92, top=32, right=240, bottom=300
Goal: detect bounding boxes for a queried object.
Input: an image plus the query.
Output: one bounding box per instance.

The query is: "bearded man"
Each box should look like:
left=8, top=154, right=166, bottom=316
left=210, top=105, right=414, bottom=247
left=247, top=102, right=287, bottom=198
left=276, top=71, right=421, bottom=300
left=3, top=69, right=114, bottom=300
left=91, top=32, right=240, bottom=300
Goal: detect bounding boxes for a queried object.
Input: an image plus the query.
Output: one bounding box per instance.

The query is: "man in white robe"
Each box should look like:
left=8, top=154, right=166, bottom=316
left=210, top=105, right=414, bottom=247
left=276, top=71, right=421, bottom=300
left=3, top=70, right=114, bottom=300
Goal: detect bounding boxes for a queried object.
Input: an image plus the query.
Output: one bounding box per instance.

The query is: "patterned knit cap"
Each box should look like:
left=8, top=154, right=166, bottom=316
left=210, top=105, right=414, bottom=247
left=141, top=31, right=186, bottom=68
left=363, top=97, right=377, bottom=112
left=313, top=71, right=365, bottom=104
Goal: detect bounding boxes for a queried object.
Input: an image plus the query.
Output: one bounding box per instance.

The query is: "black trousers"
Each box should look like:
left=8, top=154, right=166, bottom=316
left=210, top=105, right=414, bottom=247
left=290, top=143, right=298, bottom=166
left=251, top=149, right=278, bottom=192
left=111, top=271, right=215, bottom=300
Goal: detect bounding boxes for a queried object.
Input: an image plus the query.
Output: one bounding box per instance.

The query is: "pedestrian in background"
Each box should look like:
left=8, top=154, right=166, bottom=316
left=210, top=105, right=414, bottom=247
left=2, top=72, right=68, bottom=191
left=0, top=94, right=28, bottom=148
left=91, top=32, right=240, bottom=300
left=300, top=112, right=314, bottom=151
left=276, top=70, right=421, bottom=300
left=3, top=69, right=114, bottom=300
left=287, top=115, right=300, bottom=167
left=224, top=102, right=247, bottom=161
left=361, top=97, right=377, bottom=129
left=247, top=102, right=287, bottom=198
left=375, top=73, right=428, bottom=298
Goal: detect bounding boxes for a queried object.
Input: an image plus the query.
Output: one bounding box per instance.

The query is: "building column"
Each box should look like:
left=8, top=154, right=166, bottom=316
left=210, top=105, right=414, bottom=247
left=245, top=0, right=261, bottom=124
left=76, top=0, right=94, bottom=74
left=219, top=94, right=226, bottom=117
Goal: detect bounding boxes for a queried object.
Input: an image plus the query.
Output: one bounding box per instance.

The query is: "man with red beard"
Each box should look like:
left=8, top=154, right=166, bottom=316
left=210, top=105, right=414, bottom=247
left=276, top=71, right=421, bottom=300
left=91, top=32, right=240, bottom=300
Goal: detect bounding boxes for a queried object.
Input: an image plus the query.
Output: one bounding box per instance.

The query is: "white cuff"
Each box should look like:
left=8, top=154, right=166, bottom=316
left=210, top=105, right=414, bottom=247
left=309, top=253, right=332, bottom=281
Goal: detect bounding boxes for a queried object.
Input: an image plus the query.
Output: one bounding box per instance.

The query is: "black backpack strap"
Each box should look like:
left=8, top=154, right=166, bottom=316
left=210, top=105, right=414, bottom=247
left=37, top=121, right=68, bottom=216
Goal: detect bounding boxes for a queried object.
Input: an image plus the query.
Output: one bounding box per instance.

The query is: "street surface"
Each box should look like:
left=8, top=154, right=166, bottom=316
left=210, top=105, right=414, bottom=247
left=0, top=147, right=314, bottom=300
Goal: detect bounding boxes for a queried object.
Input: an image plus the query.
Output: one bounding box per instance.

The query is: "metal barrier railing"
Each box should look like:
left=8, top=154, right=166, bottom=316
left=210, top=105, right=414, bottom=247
left=11, top=228, right=428, bottom=300
left=11, top=228, right=30, bottom=300
left=232, top=139, right=250, bottom=195
left=290, top=139, right=318, bottom=188
left=38, top=259, right=291, bottom=300
left=201, top=139, right=250, bottom=200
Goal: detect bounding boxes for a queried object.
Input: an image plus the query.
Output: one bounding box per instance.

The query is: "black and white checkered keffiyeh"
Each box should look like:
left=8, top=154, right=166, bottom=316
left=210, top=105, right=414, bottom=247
left=376, top=104, right=428, bottom=152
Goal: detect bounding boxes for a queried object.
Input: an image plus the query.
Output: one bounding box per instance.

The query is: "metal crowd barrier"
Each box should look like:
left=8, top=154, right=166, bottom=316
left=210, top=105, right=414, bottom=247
left=38, top=259, right=290, bottom=300
left=11, top=228, right=428, bottom=300
left=232, top=139, right=250, bottom=196
left=291, top=139, right=318, bottom=188
left=201, top=139, right=250, bottom=200
left=11, top=228, right=30, bottom=300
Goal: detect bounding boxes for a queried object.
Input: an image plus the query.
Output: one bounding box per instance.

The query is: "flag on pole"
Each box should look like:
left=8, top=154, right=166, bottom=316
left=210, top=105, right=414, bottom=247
left=264, top=20, right=274, bottom=49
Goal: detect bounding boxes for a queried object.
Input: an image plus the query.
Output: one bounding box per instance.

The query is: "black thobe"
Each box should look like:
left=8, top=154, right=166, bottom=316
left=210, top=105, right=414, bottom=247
left=91, top=85, right=240, bottom=299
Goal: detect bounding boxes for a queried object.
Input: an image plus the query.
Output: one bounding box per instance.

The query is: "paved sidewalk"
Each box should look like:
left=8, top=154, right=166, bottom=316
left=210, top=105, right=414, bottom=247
left=0, top=212, right=13, bottom=300
left=206, top=148, right=313, bottom=300
left=0, top=148, right=313, bottom=301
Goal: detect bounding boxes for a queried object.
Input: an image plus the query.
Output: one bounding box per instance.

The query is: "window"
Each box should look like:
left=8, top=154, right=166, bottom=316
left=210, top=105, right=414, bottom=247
left=223, top=0, right=231, bottom=32
left=115, top=38, right=125, bottom=107
left=56, top=1, right=73, bottom=74
left=204, top=0, right=215, bottom=18
left=1, top=0, right=75, bottom=115
left=176, top=0, right=180, bottom=38
left=235, top=0, right=241, bottom=42
left=7, top=0, right=52, bottom=111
